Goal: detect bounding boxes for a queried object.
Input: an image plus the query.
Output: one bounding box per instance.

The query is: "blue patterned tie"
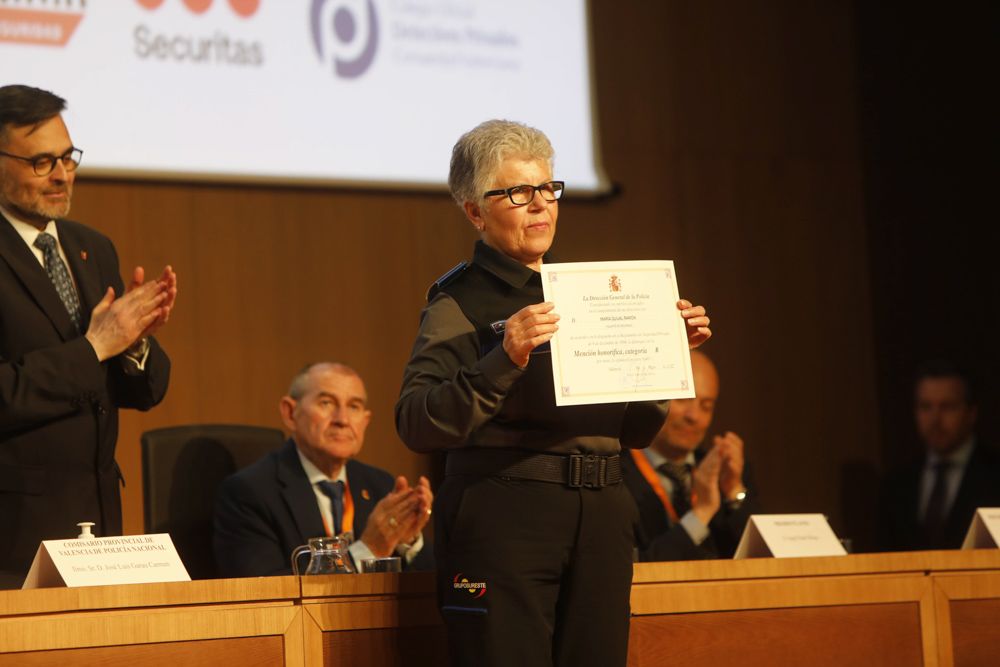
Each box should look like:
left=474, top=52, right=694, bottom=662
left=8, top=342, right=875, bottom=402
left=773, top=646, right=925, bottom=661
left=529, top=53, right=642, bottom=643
left=34, top=232, right=82, bottom=332
left=318, top=480, right=346, bottom=536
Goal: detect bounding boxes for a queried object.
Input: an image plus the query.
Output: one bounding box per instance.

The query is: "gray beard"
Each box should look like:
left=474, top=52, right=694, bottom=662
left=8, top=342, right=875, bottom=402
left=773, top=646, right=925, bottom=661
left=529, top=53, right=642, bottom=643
left=7, top=199, right=70, bottom=227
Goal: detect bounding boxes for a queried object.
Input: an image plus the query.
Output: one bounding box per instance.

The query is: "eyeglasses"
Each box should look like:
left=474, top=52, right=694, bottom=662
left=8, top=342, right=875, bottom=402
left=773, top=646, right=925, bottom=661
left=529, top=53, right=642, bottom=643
left=0, top=147, right=83, bottom=176
left=484, top=180, right=565, bottom=206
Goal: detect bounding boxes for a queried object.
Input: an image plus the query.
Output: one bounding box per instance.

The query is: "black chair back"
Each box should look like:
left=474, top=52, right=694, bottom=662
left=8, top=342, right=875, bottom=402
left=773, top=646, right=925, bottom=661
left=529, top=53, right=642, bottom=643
left=141, top=424, right=285, bottom=579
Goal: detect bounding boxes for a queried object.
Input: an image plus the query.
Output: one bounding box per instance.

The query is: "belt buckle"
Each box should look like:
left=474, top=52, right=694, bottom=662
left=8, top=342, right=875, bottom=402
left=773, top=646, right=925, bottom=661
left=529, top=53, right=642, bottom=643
left=568, top=454, right=606, bottom=488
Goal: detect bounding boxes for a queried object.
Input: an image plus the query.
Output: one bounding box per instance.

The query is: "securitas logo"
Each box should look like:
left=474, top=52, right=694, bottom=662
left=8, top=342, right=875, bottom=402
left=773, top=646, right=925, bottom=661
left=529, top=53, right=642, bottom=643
left=0, top=0, right=85, bottom=47
left=452, top=573, right=487, bottom=599
left=134, top=0, right=264, bottom=67
left=309, top=0, right=378, bottom=78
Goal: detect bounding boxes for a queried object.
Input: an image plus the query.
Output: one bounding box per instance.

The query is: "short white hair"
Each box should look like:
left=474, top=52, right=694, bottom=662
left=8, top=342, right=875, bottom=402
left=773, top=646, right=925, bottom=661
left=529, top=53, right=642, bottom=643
left=448, top=119, right=554, bottom=207
left=287, top=362, right=363, bottom=401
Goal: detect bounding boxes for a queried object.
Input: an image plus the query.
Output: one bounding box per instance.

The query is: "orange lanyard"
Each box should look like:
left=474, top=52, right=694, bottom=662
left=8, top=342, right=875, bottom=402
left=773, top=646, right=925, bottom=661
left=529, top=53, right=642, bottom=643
left=629, top=449, right=680, bottom=524
left=323, top=480, right=356, bottom=537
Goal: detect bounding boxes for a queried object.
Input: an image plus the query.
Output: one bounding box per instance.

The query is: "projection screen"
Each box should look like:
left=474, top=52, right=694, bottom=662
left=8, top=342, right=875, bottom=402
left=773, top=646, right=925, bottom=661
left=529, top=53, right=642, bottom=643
left=1, top=0, right=609, bottom=193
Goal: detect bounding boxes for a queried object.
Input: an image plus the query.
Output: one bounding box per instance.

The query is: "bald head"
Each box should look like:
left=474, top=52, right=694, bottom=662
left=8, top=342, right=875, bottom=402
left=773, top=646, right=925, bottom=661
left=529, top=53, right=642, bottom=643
left=651, top=350, right=720, bottom=459
left=691, top=350, right=718, bottom=391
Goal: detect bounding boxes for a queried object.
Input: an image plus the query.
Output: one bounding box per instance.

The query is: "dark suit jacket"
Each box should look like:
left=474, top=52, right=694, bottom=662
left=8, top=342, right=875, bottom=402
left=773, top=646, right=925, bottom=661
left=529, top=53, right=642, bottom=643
left=623, top=449, right=756, bottom=561
left=213, top=439, right=434, bottom=576
left=878, top=442, right=1000, bottom=551
left=0, top=216, right=170, bottom=587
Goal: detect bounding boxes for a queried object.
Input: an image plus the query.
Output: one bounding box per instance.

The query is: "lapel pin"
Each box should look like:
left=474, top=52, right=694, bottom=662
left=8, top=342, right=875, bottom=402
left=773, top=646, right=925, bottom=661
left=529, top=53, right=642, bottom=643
left=80, top=250, right=88, bottom=261
left=361, top=489, right=370, bottom=500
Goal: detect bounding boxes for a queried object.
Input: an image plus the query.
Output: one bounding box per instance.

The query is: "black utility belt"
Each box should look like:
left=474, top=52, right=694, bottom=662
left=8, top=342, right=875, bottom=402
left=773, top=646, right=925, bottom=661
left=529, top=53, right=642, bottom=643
left=445, top=449, right=622, bottom=488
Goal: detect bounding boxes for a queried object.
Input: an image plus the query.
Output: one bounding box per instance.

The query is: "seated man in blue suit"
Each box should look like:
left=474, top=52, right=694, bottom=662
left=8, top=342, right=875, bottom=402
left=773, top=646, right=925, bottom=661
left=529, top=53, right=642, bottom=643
left=214, top=362, right=434, bottom=576
left=622, top=350, right=756, bottom=561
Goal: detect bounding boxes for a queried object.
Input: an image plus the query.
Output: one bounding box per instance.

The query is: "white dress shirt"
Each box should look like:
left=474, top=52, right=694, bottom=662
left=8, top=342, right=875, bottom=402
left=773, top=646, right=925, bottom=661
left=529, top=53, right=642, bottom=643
left=1, top=204, right=78, bottom=290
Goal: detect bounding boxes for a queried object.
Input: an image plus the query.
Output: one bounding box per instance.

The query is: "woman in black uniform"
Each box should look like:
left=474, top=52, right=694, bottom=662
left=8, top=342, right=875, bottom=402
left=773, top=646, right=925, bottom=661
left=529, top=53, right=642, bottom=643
left=395, top=119, right=712, bottom=667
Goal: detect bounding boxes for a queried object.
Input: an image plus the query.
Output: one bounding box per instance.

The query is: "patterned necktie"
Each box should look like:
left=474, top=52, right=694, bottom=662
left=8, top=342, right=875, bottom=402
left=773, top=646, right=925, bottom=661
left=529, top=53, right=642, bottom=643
left=658, top=460, right=693, bottom=518
left=922, top=460, right=952, bottom=548
left=34, top=232, right=82, bottom=331
left=318, top=480, right=346, bottom=536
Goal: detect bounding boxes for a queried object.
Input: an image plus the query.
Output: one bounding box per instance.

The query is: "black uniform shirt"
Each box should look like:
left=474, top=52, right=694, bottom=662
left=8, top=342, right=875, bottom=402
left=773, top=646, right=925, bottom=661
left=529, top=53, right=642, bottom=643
left=395, top=241, right=669, bottom=455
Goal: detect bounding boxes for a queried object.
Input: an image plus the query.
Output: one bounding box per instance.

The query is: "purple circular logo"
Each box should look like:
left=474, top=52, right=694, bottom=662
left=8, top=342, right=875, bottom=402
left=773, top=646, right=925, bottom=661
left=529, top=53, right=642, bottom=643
left=309, top=0, right=379, bottom=78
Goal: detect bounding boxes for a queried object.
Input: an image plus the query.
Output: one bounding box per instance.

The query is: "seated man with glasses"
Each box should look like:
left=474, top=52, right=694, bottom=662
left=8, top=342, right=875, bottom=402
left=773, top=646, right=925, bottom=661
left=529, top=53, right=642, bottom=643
left=0, top=84, right=177, bottom=588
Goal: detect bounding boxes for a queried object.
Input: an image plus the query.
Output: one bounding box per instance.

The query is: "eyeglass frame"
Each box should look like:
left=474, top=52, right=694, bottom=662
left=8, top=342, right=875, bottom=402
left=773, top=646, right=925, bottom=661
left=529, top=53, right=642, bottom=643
left=483, top=180, right=565, bottom=206
left=0, top=147, right=83, bottom=177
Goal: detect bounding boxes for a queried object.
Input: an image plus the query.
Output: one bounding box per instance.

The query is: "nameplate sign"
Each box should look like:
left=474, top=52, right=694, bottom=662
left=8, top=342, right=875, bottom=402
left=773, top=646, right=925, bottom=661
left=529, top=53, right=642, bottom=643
left=22, top=534, right=190, bottom=589
left=962, top=508, right=1000, bottom=549
left=734, top=514, right=848, bottom=559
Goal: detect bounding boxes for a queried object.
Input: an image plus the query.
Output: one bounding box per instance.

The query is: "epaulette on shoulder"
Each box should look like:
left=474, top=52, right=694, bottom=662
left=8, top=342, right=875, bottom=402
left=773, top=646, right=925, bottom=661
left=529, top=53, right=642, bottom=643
left=426, top=261, right=468, bottom=301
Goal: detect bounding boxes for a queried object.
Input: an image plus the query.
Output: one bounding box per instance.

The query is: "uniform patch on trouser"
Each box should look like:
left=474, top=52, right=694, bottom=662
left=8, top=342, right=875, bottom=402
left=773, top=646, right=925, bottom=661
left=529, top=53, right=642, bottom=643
left=442, top=572, right=488, bottom=614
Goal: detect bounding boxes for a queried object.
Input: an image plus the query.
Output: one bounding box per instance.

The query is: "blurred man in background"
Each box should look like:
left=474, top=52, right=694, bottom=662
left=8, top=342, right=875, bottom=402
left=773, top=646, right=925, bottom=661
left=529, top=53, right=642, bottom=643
left=622, top=350, right=755, bottom=560
left=879, top=361, right=1000, bottom=551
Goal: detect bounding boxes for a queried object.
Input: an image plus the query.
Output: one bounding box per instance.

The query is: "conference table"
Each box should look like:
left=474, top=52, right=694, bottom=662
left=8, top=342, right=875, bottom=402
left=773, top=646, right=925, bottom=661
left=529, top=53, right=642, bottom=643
left=0, top=550, right=997, bottom=666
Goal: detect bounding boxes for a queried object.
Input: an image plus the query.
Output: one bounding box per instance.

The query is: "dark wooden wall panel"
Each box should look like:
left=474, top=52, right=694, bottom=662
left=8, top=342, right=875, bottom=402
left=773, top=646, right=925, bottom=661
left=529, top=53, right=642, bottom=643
left=951, top=598, right=1000, bottom=667
left=323, top=626, right=449, bottom=667
left=629, top=603, right=923, bottom=667
left=857, top=2, right=999, bottom=479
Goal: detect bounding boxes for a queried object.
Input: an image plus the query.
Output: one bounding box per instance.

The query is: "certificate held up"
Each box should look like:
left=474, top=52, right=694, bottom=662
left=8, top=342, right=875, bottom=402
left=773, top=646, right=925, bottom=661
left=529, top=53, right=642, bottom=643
left=540, top=260, right=696, bottom=407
